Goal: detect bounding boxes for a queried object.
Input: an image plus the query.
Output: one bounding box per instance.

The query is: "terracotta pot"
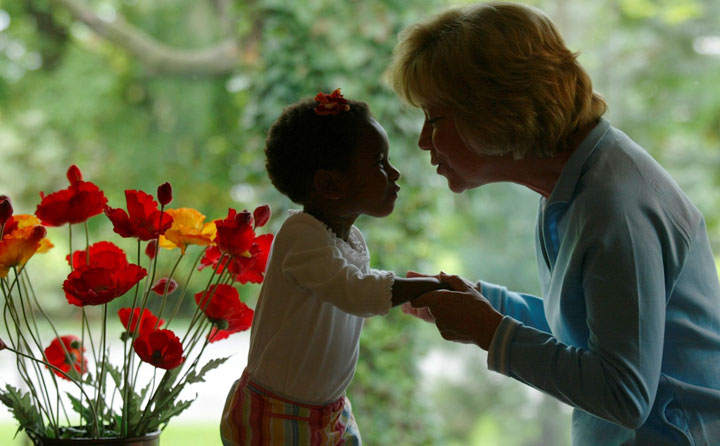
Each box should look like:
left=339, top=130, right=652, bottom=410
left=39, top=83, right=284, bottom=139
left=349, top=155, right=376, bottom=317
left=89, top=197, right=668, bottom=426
left=36, top=431, right=160, bottom=446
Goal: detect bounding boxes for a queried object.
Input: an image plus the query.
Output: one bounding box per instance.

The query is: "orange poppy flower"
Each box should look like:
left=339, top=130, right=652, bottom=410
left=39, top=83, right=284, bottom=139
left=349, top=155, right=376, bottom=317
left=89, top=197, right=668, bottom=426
left=5, top=214, right=53, bottom=253
left=0, top=216, right=50, bottom=278
left=158, top=208, right=216, bottom=254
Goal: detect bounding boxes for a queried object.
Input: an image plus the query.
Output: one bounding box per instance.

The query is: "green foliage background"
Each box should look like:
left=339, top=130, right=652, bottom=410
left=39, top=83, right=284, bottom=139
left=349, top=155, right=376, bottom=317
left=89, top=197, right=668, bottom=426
left=1, top=0, right=719, bottom=444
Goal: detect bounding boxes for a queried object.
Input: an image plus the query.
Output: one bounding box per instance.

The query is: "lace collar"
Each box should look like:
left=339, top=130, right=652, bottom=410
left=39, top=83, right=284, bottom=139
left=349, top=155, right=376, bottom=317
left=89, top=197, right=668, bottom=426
left=287, top=210, right=369, bottom=263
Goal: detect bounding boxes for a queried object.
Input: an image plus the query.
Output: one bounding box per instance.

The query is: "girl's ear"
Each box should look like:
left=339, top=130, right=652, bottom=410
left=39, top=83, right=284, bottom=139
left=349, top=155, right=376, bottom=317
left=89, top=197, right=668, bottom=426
left=313, top=169, right=345, bottom=200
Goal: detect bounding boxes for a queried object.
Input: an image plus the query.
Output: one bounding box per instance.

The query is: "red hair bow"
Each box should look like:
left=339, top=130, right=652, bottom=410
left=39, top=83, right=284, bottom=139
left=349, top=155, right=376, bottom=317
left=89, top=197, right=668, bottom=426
left=314, top=88, right=350, bottom=116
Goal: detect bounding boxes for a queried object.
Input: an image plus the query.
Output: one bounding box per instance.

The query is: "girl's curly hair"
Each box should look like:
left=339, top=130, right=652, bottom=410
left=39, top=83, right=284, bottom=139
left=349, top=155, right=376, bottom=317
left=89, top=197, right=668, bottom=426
left=265, top=97, right=372, bottom=204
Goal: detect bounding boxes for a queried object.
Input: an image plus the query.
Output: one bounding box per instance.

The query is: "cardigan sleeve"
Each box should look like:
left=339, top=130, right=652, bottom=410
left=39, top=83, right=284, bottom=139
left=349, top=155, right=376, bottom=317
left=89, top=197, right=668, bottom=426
left=486, top=195, right=692, bottom=430
left=280, top=220, right=393, bottom=317
left=478, top=280, right=551, bottom=332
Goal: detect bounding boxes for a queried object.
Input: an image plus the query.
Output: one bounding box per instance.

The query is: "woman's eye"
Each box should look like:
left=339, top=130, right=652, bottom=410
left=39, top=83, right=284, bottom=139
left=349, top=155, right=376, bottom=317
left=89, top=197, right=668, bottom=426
left=427, top=116, right=443, bottom=126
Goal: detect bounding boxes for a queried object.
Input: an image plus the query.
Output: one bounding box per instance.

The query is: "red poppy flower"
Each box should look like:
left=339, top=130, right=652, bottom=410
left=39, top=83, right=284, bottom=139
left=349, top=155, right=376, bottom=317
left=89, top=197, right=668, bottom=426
left=35, top=165, right=108, bottom=226
left=224, top=233, right=273, bottom=284
left=66, top=240, right=123, bottom=269
left=104, top=190, right=173, bottom=241
left=63, top=242, right=147, bottom=306
left=44, top=335, right=87, bottom=381
left=0, top=337, right=7, bottom=351
left=198, top=233, right=272, bottom=284
left=118, top=308, right=164, bottom=336
left=313, top=88, right=350, bottom=116
left=213, top=209, right=255, bottom=258
left=198, top=245, right=224, bottom=271
left=133, top=329, right=185, bottom=370
left=151, top=278, right=178, bottom=296
left=194, top=284, right=253, bottom=343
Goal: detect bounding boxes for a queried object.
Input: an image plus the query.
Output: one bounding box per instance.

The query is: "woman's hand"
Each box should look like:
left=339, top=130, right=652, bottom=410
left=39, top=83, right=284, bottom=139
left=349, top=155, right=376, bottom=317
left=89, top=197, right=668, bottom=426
left=412, top=273, right=503, bottom=350
left=400, top=271, right=438, bottom=322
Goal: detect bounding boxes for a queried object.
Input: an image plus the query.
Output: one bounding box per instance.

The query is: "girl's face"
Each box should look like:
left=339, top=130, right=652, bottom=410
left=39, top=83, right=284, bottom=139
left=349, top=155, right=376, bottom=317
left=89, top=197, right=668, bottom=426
left=418, top=104, right=505, bottom=192
left=341, top=118, right=401, bottom=218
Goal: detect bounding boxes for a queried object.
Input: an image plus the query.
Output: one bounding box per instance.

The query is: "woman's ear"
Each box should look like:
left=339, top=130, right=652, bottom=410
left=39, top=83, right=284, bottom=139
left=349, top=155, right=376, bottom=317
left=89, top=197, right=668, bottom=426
left=313, top=169, right=345, bottom=200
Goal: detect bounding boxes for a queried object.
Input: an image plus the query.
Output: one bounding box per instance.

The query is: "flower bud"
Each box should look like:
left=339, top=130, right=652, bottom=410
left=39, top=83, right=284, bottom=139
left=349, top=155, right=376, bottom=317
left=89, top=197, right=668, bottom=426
left=253, top=204, right=271, bottom=228
left=31, top=225, right=47, bottom=240
left=145, top=240, right=158, bottom=259
left=151, top=278, right=178, bottom=296
left=157, top=182, right=173, bottom=206
left=235, top=210, right=252, bottom=227
left=66, top=165, right=83, bottom=185
left=0, top=196, right=13, bottom=227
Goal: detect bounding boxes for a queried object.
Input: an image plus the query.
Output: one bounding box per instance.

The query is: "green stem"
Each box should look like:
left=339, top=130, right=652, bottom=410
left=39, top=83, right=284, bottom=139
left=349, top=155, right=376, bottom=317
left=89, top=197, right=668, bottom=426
left=13, top=269, right=62, bottom=431
left=180, top=254, right=229, bottom=346
left=165, top=249, right=204, bottom=329
left=3, top=298, right=58, bottom=436
left=4, top=272, right=58, bottom=434
left=121, top=240, right=144, bottom=436
left=5, top=345, right=100, bottom=436
left=22, top=270, right=73, bottom=425
left=94, top=304, right=109, bottom=437
left=154, top=251, right=184, bottom=329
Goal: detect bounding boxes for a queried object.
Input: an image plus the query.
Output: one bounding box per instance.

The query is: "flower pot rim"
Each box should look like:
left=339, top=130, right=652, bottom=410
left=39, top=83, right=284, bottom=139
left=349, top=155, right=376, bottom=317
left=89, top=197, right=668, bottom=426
left=39, top=430, right=161, bottom=443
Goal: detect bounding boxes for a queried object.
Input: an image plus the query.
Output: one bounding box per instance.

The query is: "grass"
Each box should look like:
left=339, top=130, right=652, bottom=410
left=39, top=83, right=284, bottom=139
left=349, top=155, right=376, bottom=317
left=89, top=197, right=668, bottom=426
left=0, top=422, right=25, bottom=445
left=0, top=421, right=222, bottom=445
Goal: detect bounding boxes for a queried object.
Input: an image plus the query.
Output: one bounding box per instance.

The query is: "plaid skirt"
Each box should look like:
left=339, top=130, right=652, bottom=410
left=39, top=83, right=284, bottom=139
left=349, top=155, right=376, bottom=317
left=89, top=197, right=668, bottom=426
left=220, top=369, right=362, bottom=445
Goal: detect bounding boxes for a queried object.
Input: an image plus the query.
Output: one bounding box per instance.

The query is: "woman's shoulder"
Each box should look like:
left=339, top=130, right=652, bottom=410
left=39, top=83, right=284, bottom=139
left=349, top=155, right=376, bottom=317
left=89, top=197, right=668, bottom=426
left=573, top=130, right=702, bottom=232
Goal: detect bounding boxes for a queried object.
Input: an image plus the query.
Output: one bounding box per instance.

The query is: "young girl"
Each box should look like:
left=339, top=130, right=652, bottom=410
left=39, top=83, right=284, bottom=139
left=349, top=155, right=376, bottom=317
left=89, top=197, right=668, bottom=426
left=219, top=89, right=447, bottom=445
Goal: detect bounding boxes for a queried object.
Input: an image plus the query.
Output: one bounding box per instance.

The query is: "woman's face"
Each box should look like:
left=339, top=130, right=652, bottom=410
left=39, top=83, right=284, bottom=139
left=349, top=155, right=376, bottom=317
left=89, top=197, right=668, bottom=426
left=418, top=104, right=499, bottom=193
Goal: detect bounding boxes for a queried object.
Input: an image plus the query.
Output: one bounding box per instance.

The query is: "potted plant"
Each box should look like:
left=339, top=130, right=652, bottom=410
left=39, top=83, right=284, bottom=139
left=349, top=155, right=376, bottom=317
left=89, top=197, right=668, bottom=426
left=0, top=165, right=272, bottom=445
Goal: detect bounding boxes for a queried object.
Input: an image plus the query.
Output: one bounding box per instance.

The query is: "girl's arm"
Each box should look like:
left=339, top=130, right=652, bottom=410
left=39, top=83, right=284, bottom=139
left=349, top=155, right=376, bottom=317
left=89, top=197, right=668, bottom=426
left=390, top=277, right=451, bottom=307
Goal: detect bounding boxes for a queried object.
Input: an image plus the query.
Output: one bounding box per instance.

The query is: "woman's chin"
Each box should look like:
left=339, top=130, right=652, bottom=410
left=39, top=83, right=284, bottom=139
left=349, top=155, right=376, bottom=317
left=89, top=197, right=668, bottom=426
left=443, top=176, right=468, bottom=194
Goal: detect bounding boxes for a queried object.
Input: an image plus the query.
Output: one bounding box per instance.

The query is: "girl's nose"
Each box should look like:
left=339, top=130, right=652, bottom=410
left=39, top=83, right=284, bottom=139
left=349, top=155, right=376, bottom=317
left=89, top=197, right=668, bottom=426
left=388, top=162, right=400, bottom=181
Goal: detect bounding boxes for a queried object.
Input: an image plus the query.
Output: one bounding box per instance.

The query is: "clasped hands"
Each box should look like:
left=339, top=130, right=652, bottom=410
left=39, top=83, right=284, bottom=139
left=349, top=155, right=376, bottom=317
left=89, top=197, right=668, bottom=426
left=402, top=271, right=503, bottom=351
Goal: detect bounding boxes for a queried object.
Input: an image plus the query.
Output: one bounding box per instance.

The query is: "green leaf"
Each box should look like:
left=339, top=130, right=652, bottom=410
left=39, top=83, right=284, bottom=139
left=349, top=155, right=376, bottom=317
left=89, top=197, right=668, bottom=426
left=145, top=398, right=196, bottom=433
left=0, top=384, right=45, bottom=437
left=186, top=356, right=230, bottom=384
left=105, top=361, right=122, bottom=388
left=66, top=393, right=95, bottom=425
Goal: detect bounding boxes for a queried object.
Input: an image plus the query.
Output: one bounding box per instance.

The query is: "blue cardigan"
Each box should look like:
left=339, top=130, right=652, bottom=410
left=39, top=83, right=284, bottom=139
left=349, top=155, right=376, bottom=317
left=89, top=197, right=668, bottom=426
left=484, top=119, right=720, bottom=445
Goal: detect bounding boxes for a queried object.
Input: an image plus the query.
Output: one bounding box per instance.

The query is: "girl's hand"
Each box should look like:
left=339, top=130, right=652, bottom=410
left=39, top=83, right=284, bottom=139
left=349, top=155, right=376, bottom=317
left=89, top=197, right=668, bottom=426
left=400, top=271, right=439, bottom=322
left=411, top=273, right=502, bottom=350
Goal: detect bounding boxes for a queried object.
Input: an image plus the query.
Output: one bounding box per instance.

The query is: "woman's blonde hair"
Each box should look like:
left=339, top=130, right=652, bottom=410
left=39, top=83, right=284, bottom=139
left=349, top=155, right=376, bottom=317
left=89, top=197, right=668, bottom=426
left=388, top=2, right=607, bottom=159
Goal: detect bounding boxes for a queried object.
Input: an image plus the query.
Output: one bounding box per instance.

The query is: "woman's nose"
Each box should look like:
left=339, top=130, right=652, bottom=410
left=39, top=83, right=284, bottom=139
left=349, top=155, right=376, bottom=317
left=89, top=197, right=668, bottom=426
left=418, top=121, right=433, bottom=151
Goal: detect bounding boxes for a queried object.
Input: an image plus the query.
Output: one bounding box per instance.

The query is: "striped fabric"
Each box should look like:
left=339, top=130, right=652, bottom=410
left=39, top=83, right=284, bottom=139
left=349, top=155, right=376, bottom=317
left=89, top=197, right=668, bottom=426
left=220, top=370, right=362, bottom=445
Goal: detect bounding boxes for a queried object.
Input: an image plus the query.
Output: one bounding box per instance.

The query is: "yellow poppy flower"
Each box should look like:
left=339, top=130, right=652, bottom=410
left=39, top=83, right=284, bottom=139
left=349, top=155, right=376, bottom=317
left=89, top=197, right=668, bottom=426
left=159, top=208, right=216, bottom=254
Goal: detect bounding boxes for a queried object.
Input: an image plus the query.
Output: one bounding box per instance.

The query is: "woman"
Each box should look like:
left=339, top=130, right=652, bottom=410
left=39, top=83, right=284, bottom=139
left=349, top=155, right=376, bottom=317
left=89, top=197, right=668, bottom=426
left=388, top=2, right=720, bottom=445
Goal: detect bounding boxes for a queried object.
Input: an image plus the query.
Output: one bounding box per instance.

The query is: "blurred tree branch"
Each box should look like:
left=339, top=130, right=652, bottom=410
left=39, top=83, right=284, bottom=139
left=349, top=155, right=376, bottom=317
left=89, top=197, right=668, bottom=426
left=50, top=0, right=263, bottom=77
left=25, top=0, right=70, bottom=70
